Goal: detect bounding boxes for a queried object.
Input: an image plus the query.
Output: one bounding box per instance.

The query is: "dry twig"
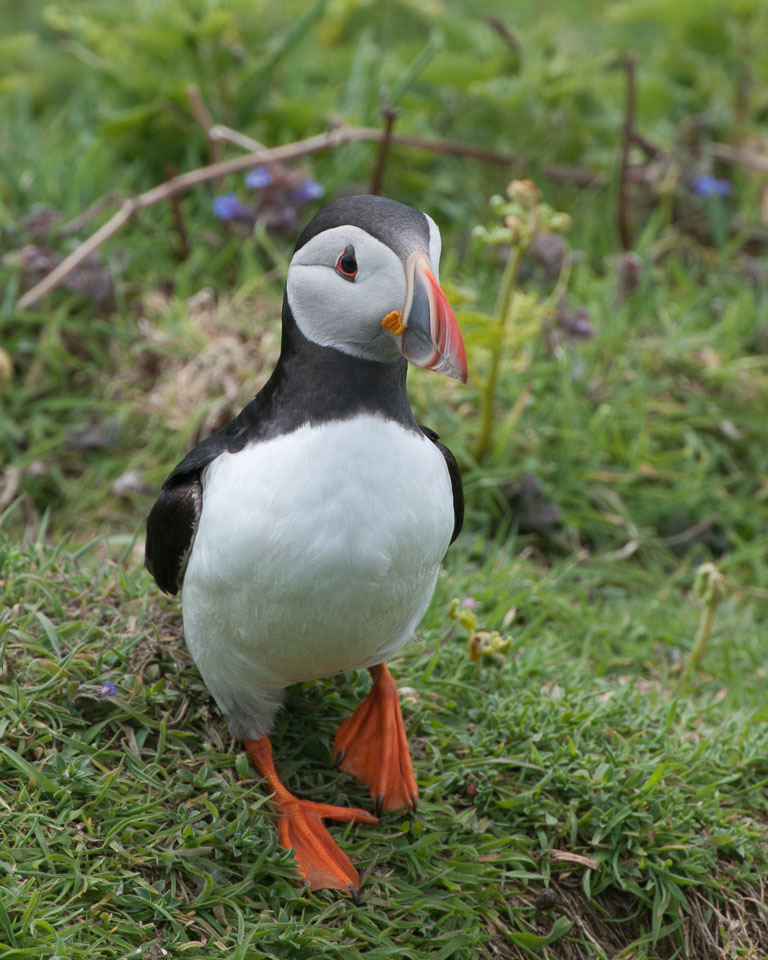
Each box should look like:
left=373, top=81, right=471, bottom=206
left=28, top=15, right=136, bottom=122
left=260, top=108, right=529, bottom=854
left=59, top=192, right=121, bottom=237
left=711, top=141, right=768, bottom=174
left=17, top=123, right=601, bottom=311
left=618, top=55, right=637, bottom=251
left=165, top=164, right=190, bottom=261
left=370, top=94, right=400, bottom=196
left=485, top=15, right=521, bottom=55
left=209, top=124, right=265, bottom=152
left=17, top=127, right=362, bottom=310
left=186, top=84, right=224, bottom=166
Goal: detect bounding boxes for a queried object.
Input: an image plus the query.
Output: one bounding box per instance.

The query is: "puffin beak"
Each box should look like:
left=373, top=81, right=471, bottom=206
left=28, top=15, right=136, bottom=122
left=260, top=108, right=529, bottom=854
left=398, top=252, right=467, bottom=383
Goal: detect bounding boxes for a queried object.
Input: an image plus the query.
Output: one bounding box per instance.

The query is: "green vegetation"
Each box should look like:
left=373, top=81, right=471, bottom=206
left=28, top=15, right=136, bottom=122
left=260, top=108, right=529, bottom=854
left=1, top=1, right=767, bottom=957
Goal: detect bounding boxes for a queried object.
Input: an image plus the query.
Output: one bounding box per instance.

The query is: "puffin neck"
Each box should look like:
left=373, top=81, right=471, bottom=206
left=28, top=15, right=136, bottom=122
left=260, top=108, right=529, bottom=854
left=259, top=300, right=418, bottom=433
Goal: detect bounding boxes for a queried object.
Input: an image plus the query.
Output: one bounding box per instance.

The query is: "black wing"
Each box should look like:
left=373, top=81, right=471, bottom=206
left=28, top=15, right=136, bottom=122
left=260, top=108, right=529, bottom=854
left=145, top=476, right=203, bottom=595
left=145, top=399, right=264, bottom=595
left=419, top=425, right=463, bottom=544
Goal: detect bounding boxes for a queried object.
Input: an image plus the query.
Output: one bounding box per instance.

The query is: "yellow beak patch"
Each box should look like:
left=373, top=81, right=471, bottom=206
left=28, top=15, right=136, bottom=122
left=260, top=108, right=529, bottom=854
left=380, top=310, right=406, bottom=336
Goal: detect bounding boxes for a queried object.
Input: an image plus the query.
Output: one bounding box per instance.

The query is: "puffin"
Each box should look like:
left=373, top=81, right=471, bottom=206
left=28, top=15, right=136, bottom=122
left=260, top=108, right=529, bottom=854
left=145, top=194, right=467, bottom=899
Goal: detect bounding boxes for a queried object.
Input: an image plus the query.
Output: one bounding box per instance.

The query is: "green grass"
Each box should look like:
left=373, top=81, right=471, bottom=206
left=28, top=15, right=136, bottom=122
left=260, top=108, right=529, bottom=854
left=2, top=529, right=767, bottom=958
left=2, top=0, right=768, bottom=956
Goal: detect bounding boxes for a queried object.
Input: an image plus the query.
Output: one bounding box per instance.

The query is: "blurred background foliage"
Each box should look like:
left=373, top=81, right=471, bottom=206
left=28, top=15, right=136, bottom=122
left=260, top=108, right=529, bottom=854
left=2, top=3, right=768, bottom=954
left=1, top=0, right=767, bottom=584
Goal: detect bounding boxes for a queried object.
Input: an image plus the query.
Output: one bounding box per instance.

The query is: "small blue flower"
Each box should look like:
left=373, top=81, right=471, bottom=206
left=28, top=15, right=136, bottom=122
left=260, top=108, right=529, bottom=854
left=690, top=174, right=731, bottom=198
left=73, top=681, right=118, bottom=700
left=245, top=166, right=274, bottom=189
left=213, top=193, right=252, bottom=221
left=293, top=177, right=325, bottom=204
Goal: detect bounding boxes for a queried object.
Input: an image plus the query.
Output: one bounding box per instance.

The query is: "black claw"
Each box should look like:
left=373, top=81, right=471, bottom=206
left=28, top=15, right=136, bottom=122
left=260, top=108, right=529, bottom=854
left=410, top=794, right=418, bottom=814
left=334, top=749, right=345, bottom=768
left=373, top=793, right=385, bottom=818
left=348, top=883, right=360, bottom=907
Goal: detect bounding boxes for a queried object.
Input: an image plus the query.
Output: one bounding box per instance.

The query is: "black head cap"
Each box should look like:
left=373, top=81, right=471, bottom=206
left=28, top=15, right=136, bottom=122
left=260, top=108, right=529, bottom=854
left=293, top=194, right=431, bottom=261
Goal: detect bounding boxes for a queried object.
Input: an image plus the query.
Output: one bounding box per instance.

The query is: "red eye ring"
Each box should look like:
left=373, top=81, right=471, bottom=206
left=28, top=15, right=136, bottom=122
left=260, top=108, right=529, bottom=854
left=335, top=246, right=358, bottom=281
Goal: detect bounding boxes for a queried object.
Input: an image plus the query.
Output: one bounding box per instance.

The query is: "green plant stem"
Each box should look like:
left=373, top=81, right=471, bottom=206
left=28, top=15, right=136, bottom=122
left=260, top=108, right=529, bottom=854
left=678, top=591, right=720, bottom=692
left=473, top=243, right=524, bottom=464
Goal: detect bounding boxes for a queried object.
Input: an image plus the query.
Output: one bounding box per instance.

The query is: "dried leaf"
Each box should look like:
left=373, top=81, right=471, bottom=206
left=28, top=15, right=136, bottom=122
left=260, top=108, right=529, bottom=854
left=550, top=849, right=599, bottom=870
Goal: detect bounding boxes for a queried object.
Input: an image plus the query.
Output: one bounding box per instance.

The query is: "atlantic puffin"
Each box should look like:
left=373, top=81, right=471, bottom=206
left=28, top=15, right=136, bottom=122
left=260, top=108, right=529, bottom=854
left=146, top=194, right=467, bottom=899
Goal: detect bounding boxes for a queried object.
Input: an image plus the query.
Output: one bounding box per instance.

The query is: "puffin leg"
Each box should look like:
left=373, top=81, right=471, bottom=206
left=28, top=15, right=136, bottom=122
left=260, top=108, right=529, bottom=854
left=333, top=662, right=418, bottom=815
left=244, top=735, right=378, bottom=898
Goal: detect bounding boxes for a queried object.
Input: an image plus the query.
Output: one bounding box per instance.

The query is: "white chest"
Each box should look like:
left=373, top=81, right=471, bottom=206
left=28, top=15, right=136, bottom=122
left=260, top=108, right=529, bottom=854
left=181, top=415, right=454, bottom=703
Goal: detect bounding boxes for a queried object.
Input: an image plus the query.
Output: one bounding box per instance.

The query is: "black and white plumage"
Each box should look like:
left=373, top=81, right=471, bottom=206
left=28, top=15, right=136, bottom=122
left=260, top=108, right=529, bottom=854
left=146, top=195, right=465, bottom=742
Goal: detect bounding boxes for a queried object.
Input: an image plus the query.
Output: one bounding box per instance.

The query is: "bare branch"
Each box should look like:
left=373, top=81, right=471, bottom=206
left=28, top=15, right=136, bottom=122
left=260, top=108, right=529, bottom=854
left=485, top=15, right=521, bottom=55
left=386, top=129, right=522, bottom=166
left=59, top=191, right=121, bottom=236
left=370, top=93, right=400, bottom=196
left=17, top=127, right=362, bottom=310
left=19, top=203, right=135, bottom=310
left=165, top=164, right=190, bottom=261
left=186, top=84, right=224, bottom=166
left=630, top=131, right=662, bottom=160
left=711, top=141, right=768, bottom=174
left=618, top=55, right=636, bottom=252
left=209, top=124, right=265, bottom=152
left=539, top=163, right=605, bottom=188
left=17, top=123, right=604, bottom=310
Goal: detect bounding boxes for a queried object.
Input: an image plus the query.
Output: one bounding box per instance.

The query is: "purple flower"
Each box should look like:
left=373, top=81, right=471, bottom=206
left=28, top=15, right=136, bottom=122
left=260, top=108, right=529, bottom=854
left=293, top=178, right=325, bottom=204
left=212, top=193, right=252, bottom=221
left=245, top=166, right=274, bottom=189
left=690, top=174, right=731, bottom=198
left=73, top=681, right=118, bottom=701
left=555, top=296, right=594, bottom=342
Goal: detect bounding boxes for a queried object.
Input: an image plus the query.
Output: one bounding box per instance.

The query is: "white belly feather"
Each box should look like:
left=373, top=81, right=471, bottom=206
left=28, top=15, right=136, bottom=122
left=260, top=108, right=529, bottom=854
left=181, top=415, right=454, bottom=737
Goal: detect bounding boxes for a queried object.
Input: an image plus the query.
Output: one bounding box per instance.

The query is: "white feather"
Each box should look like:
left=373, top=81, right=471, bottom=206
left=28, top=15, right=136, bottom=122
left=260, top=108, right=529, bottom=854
left=181, top=415, right=454, bottom=739
left=424, top=213, right=442, bottom=282
left=286, top=225, right=407, bottom=363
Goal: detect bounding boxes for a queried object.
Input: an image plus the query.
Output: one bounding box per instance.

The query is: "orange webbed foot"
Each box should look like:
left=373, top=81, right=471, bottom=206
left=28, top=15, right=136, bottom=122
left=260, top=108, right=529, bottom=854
left=333, top=662, right=418, bottom=815
left=245, top=736, right=378, bottom=896
left=276, top=795, right=377, bottom=896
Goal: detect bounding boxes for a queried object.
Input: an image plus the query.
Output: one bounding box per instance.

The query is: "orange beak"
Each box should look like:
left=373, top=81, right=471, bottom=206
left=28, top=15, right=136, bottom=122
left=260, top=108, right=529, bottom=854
left=399, top=252, right=467, bottom=383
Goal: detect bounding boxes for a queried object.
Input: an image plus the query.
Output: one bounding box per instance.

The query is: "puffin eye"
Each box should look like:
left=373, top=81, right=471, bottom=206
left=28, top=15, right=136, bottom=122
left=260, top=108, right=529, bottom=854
left=335, top=246, right=358, bottom=281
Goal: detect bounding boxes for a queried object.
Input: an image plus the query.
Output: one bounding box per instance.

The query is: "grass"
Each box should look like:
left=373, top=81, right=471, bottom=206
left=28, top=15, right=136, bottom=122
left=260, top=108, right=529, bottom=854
left=1, top=527, right=766, bottom=958
left=2, top=0, right=768, bottom=956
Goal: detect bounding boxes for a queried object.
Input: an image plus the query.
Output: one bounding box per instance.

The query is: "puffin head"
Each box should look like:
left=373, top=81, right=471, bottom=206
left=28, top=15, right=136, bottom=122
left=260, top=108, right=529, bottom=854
left=285, top=195, right=467, bottom=382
